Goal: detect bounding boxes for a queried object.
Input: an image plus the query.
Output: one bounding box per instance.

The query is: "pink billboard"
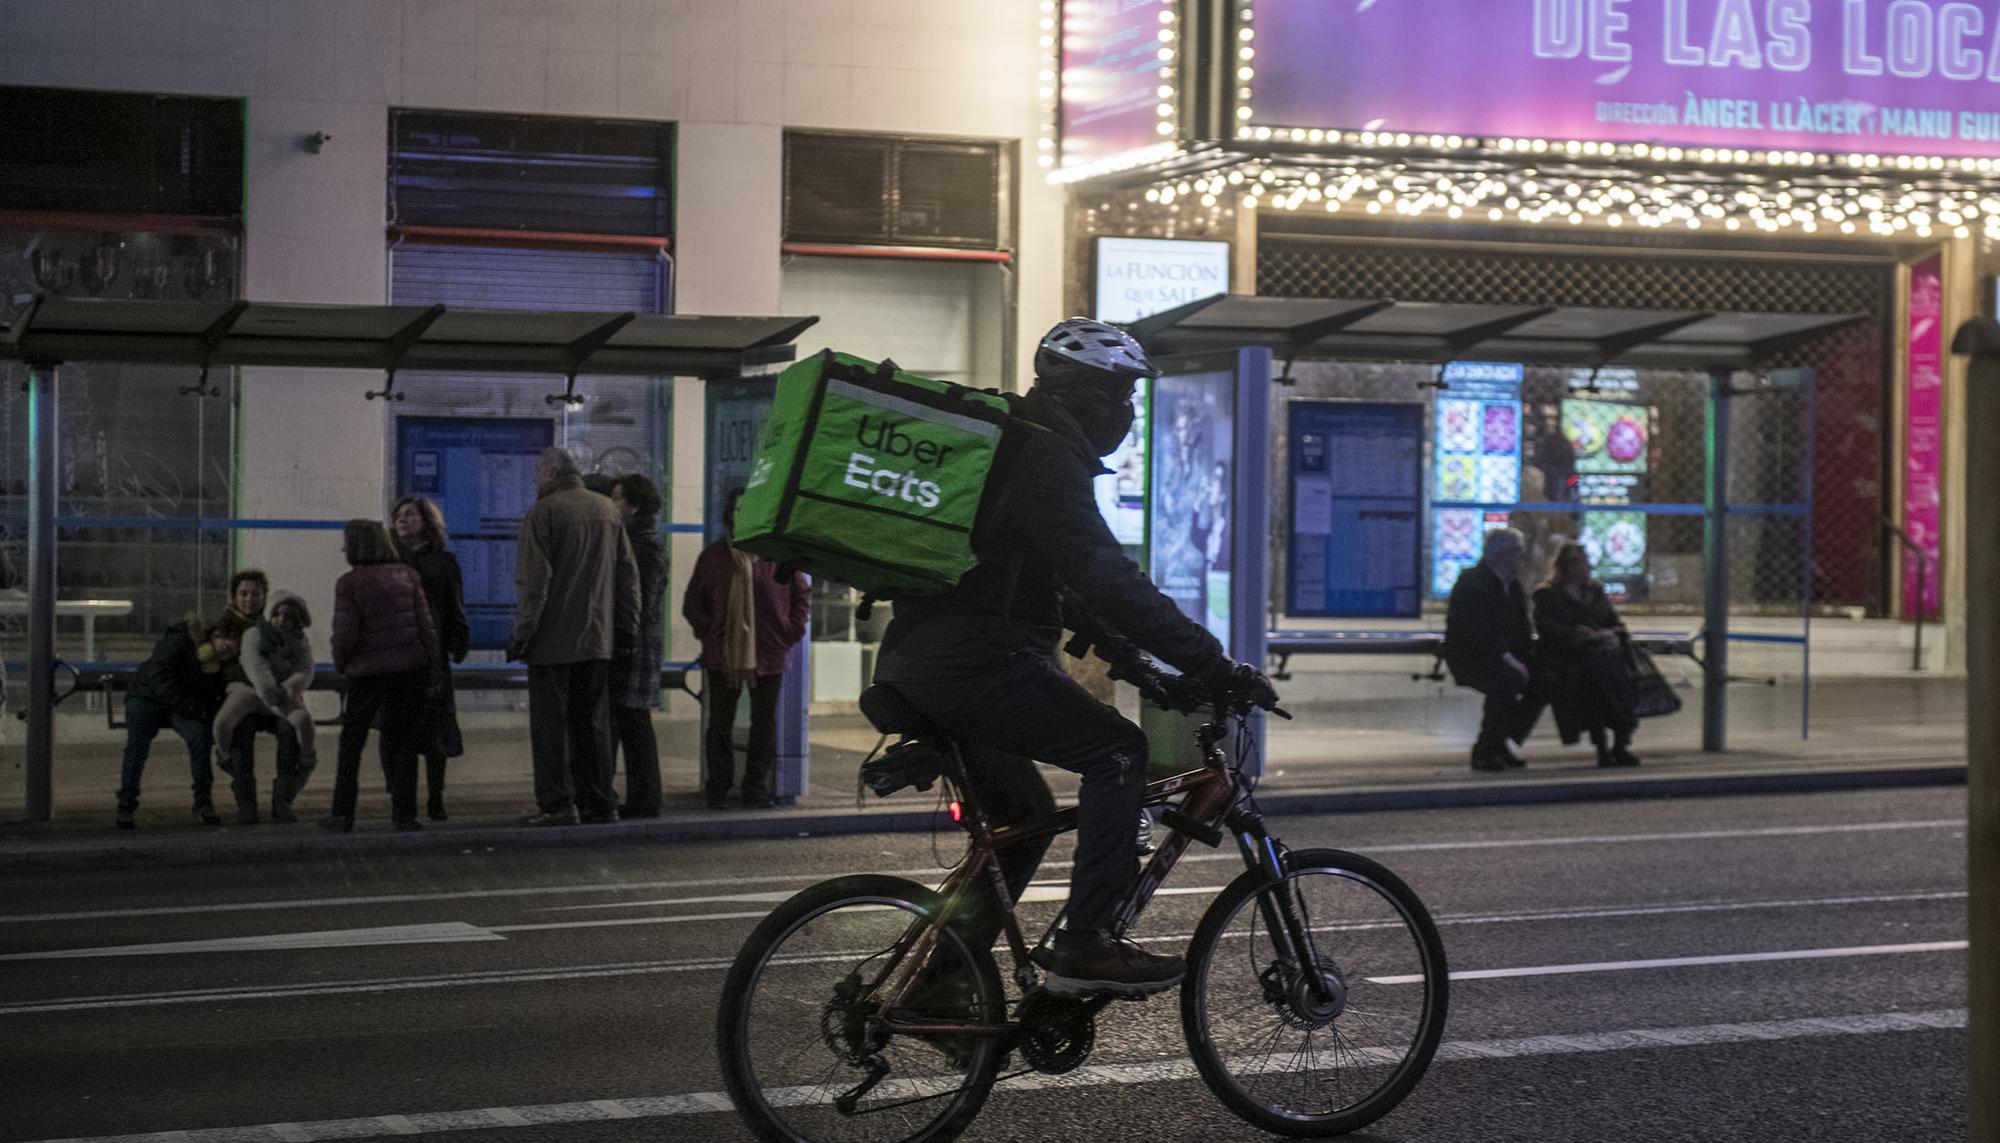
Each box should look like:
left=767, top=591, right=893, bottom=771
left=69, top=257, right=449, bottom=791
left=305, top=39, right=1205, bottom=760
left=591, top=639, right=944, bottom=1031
left=1246, top=0, right=2000, bottom=157
left=1904, top=257, right=1942, bottom=619
left=1061, top=0, right=1171, bottom=168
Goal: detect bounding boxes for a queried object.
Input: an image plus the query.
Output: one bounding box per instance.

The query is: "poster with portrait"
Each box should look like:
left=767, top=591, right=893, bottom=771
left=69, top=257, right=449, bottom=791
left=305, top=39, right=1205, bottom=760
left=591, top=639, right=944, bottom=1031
left=1093, top=378, right=1150, bottom=548
left=1150, top=369, right=1235, bottom=653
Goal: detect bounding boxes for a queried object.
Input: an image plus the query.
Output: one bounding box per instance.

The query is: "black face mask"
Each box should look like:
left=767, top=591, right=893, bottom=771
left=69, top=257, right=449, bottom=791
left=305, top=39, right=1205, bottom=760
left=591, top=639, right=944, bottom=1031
left=1059, top=387, right=1136, bottom=456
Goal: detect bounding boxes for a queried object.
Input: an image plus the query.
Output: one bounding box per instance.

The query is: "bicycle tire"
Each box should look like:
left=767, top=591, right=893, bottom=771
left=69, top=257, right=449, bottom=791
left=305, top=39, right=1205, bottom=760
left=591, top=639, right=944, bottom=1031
left=1180, top=848, right=1448, bottom=1137
left=716, top=874, right=1007, bottom=1143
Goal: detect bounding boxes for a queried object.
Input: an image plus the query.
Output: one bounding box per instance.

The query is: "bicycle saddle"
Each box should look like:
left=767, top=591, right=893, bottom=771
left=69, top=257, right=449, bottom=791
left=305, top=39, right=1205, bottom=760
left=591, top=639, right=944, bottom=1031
left=858, top=683, right=948, bottom=740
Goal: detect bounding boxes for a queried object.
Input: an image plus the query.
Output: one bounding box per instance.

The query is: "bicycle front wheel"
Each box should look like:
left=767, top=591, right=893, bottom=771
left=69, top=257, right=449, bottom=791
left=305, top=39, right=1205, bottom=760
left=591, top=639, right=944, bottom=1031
left=1180, top=847, right=1448, bottom=1137
left=716, top=874, right=1007, bottom=1143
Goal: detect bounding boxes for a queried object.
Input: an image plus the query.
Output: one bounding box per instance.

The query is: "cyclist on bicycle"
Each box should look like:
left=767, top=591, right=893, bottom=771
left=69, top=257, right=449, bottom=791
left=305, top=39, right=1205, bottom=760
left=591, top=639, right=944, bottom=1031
left=873, top=317, right=1278, bottom=998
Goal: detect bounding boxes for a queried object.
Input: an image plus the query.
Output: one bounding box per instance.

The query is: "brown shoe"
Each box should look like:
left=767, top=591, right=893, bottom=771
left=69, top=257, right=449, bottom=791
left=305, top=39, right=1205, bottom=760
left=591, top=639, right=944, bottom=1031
left=1031, top=929, right=1185, bottom=999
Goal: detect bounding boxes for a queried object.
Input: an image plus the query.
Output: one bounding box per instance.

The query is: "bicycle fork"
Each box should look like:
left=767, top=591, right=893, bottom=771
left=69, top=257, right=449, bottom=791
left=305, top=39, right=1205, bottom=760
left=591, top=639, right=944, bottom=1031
left=1227, top=803, right=1346, bottom=1016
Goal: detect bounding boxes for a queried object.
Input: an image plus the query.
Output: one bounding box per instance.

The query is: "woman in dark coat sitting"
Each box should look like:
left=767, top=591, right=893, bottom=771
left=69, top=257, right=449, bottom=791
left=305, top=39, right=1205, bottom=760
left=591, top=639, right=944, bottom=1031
left=1533, top=542, right=1640, bottom=767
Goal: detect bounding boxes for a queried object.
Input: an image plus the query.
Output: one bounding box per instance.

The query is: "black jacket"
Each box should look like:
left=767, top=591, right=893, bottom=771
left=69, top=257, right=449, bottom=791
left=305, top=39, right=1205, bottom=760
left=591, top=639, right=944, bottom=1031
left=1443, top=563, right=1533, bottom=691
left=1533, top=582, right=1637, bottom=742
left=403, top=546, right=470, bottom=663
left=129, top=621, right=226, bottom=720
left=884, top=388, right=1227, bottom=678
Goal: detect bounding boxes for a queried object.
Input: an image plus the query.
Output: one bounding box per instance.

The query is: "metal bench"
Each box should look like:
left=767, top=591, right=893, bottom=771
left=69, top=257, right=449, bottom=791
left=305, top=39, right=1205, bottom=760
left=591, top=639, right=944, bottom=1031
left=40, top=661, right=699, bottom=730
left=1265, top=628, right=1701, bottom=682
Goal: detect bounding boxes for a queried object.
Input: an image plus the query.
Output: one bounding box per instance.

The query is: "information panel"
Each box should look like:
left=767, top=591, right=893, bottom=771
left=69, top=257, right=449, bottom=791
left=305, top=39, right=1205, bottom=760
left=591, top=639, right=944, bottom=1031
left=1431, top=362, right=1523, bottom=598
left=1286, top=401, right=1423, bottom=618
left=395, top=417, right=554, bottom=650
left=1244, top=0, right=2000, bottom=159
left=1151, top=368, right=1235, bottom=653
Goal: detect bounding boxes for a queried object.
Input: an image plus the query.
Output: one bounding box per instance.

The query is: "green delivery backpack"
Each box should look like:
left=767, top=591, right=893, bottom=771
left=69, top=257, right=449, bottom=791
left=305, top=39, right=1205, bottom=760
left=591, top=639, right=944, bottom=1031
left=733, top=350, right=1017, bottom=597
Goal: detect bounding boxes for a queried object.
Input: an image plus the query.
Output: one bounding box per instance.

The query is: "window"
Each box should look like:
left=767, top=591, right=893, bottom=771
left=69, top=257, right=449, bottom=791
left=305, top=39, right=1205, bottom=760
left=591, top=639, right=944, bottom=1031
left=785, top=131, right=1009, bottom=250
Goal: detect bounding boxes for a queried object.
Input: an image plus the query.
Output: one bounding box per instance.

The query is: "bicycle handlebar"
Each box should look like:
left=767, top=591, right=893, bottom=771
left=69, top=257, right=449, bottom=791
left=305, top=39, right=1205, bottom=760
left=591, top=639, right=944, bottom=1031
left=1114, top=658, right=1290, bottom=722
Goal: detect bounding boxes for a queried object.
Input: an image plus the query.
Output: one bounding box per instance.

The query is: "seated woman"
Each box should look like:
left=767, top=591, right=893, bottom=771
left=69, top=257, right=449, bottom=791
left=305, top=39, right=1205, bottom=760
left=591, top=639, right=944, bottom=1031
left=1532, top=542, right=1640, bottom=768
left=212, top=590, right=318, bottom=792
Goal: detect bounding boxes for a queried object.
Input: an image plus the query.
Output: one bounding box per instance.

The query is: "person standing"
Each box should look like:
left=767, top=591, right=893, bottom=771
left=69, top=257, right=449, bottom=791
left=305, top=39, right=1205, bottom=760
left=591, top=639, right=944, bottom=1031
left=114, top=613, right=240, bottom=828
left=323, top=520, right=440, bottom=832
left=1444, top=527, right=1544, bottom=772
left=682, top=488, right=810, bottom=810
left=1534, top=542, right=1641, bottom=767
left=391, top=494, right=469, bottom=821
left=609, top=474, right=666, bottom=818
left=509, top=447, right=639, bottom=826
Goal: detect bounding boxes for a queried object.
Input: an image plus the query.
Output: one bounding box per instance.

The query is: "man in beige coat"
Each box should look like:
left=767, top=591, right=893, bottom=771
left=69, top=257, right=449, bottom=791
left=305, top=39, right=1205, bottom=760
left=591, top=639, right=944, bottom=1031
left=510, top=447, right=640, bottom=825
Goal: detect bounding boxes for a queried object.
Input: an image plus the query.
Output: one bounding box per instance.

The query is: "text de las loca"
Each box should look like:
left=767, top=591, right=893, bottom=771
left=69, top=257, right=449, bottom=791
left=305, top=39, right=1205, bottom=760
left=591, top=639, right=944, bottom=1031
left=1536, top=0, right=2000, bottom=82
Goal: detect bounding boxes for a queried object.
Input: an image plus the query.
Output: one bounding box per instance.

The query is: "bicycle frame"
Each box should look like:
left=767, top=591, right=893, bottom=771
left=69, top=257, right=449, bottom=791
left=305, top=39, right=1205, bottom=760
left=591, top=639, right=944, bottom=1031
left=871, top=708, right=1332, bottom=1040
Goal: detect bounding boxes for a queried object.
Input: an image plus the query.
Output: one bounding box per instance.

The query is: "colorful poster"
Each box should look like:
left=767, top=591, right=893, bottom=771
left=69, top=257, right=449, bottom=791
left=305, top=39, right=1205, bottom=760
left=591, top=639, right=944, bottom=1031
left=1564, top=398, right=1651, bottom=475
left=1905, top=257, right=1943, bottom=618
left=1245, top=0, right=2000, bottom=159
left=1581, top=510, right=1650, bottom=598
left=1095, top=377, right=1151, bottom=547
left=1286, top=401, right=1423, bottom=618
left=1431, top=362, right=1523, bottom=598
left=1151, top=369, right=1235, bottom=652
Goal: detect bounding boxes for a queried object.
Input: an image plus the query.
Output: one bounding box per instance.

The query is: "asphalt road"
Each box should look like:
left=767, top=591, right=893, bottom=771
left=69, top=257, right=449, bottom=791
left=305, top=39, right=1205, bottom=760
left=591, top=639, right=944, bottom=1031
left=0, top=786, right=1969, bottom=1143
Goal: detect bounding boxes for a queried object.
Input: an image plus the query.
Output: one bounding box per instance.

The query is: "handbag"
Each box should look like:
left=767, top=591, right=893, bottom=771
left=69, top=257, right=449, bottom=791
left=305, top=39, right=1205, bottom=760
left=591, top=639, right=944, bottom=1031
left=1627, top=646, right=1683, bottom=719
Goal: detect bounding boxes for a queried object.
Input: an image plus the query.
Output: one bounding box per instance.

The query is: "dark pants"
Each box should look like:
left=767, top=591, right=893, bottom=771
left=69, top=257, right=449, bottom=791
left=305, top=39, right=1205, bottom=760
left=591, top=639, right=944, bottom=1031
left=117, top=696, right=214, bottom=810
left=613, top=706, right=662, bottom=816
left=878, top=640, right=1147, bottom=937
left=331, top=667, right=426, bottom=823
left=704, top=674, right=781, bottom=806
left=1468, top=665, right=1545, bottom=753
left=528, top=660, right=615, bottom=816
left=230, top=710, right=304, bottom=811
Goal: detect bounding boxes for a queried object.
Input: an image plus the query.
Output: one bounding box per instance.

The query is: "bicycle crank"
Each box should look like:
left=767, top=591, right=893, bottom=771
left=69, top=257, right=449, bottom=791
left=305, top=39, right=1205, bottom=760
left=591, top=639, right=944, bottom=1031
left=1014, top=991, right=1099, bottom=1074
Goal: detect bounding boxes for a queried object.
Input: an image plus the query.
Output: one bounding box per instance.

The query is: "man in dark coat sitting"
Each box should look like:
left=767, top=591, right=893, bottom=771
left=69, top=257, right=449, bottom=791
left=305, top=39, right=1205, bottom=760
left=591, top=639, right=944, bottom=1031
left=1444, top=527, right=1544, bottom=771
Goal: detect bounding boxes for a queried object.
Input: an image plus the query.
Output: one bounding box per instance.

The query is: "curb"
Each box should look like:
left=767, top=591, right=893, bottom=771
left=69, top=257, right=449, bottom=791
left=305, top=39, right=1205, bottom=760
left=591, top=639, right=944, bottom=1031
left=0, top=761, right=1966, bottom=874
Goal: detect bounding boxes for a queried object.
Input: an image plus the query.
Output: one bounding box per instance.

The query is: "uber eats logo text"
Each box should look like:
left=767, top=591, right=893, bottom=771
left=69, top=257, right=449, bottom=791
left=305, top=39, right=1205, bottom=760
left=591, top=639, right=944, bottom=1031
left=844, top=415, right=955, bottom=510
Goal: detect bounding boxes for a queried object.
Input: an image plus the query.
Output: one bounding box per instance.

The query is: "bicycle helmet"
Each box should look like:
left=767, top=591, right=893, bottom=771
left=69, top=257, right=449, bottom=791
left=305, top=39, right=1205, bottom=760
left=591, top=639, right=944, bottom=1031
left=1034, top=317, right=1162, bottom=387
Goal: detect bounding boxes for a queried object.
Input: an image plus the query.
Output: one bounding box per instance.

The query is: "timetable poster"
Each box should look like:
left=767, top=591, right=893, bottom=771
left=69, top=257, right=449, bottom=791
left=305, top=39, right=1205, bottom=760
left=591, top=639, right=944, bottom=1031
left=1430, top=362, right=1523, bottom=599
left=395, top=416, right=554, bottom=650
left=1286, top=401, right=1422, bottom=618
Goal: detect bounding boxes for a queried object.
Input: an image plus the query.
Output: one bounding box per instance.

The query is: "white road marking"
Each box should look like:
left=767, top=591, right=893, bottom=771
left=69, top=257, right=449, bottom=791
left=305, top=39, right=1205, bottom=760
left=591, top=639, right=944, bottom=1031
left=9, top=1008, right=1965, bottom=1143
left=1367, top=939, right=1969, bottom=985
left=0, top=923, right=502, bottom=961
left=0, top=888, right=1962, bottom=1015
left=0, top=818, right=1958, bottom=925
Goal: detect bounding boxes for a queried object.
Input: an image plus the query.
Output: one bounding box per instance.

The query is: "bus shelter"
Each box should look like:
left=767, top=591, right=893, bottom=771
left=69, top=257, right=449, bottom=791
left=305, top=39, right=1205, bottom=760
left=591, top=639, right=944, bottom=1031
left=1127, top=294, right=1860, bottom=752
left=1, top=295, right=817, bottom=821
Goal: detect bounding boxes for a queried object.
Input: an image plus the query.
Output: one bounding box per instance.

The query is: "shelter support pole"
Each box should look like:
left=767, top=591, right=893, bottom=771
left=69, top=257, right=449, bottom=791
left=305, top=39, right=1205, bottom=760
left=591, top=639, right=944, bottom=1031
left=1702, top=368, right=1730, bottom=753
left=1965, top=351, right=1999, bottom=1142
left=25, top=362, right=58, bottom=821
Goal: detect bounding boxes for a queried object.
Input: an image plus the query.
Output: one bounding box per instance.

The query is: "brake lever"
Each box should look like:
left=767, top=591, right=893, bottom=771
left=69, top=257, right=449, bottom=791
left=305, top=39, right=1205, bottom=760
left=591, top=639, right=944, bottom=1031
left=1269, top=705, right=1293, bottom=721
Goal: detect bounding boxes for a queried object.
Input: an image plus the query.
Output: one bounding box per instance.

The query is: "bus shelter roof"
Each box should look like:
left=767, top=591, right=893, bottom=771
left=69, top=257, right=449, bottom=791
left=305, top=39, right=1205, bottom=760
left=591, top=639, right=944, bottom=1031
left=1126, top=294, right=1860, bottom=371
left=1, top=296, right=818, bottom=379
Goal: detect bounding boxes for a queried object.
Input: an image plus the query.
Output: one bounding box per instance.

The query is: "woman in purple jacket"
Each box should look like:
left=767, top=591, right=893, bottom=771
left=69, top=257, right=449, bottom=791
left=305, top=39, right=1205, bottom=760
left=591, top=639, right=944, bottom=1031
left=682, top=489, right=811, bottom=809
left=322, top=520, right=441, bottom=832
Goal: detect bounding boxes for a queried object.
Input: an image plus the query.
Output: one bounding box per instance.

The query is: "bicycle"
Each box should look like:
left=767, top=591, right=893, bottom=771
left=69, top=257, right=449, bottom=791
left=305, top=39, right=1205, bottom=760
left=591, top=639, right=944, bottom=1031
left=716, top=669, right=1449, bottom=1142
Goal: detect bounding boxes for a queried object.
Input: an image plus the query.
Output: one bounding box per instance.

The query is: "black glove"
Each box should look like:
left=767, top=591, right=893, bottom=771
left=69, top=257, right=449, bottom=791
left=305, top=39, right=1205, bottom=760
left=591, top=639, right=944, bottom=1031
left=1202, top=659, right=1280, bottom=712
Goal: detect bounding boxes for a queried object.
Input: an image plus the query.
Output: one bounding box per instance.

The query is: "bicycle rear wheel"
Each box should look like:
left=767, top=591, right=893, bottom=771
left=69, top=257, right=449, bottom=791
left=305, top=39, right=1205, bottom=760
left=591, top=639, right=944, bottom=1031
left=716, top=874, right=1006, bottom=1143
left=1180, top=848, right=1447, bottom=1137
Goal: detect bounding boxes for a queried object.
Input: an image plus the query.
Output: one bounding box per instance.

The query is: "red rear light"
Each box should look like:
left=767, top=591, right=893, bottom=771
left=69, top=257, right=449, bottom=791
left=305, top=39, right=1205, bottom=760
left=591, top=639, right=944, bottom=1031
left=948, top=800, right=962, bottom=822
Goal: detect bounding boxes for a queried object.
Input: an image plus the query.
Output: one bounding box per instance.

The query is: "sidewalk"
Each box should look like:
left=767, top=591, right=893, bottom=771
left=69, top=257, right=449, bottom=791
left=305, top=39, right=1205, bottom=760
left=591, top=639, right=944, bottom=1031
left=0, top=676, right=1968, bottom=872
